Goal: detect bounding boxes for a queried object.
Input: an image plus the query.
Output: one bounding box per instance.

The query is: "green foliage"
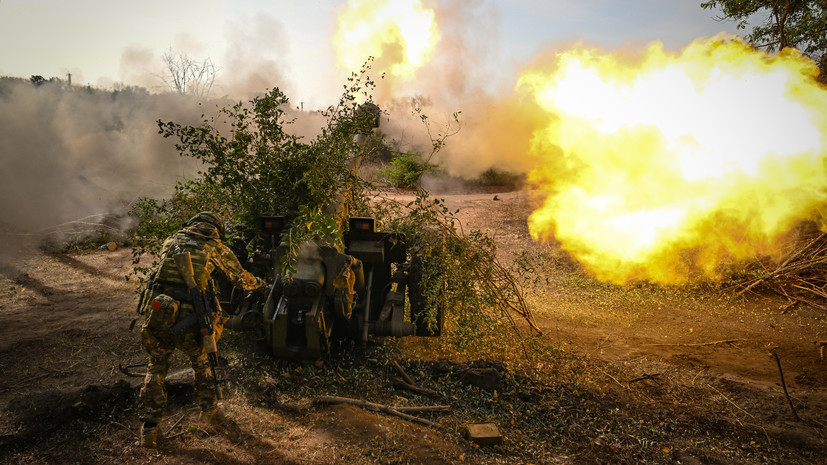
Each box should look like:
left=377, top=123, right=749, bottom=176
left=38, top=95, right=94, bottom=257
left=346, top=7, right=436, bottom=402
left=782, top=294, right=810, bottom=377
left=278, top=204, right=344, bottom=280
left=383, top=152, right=434, bottom=188
left=360, top=130, right=395, bottom=163
left=128, top=60, right=537, bottom=357
left=373, top=191, right=539, bottom=353
left=129, top=63, right=380, bottom=282
left=701, top=1, right=827, bottom=59
left=475, top=167, right=525, bottom=188
left=378, top=96, right=462, bottom=189
left=155, top=87, right=312, bottom=223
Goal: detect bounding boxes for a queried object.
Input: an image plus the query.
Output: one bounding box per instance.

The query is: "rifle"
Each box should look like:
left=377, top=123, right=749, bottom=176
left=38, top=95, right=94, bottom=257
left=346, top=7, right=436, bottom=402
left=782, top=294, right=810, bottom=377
left=169, top=251, right=223, bottom=400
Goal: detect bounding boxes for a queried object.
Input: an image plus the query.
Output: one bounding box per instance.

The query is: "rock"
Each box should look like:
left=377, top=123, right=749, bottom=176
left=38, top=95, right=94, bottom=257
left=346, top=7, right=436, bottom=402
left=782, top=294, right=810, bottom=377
left=421, top=359, right=506, bottom=391
left=465, top=423, right=503, bottom=446
left=457, top=367, right=502, bottom=392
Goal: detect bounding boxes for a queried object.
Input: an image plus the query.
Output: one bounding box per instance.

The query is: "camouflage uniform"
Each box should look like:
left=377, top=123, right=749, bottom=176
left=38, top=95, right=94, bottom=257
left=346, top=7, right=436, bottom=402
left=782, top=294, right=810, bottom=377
left=138, top=219, right=263, bottom=426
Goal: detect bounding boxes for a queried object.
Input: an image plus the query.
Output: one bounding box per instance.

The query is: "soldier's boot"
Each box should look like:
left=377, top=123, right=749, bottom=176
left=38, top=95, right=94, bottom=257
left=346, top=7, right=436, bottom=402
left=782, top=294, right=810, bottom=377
left=139, top=421, right=158, bottom=448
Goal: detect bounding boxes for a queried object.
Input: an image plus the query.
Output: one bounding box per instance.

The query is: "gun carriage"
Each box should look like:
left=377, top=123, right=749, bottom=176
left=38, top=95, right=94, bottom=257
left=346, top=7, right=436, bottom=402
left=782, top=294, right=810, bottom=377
left=220, top=106, right=442, bottom=358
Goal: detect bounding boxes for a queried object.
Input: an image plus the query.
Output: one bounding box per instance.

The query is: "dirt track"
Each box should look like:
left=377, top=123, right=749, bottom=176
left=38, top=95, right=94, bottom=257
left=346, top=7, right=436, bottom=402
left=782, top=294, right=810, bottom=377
left=0, top=189, right=825, bottom=464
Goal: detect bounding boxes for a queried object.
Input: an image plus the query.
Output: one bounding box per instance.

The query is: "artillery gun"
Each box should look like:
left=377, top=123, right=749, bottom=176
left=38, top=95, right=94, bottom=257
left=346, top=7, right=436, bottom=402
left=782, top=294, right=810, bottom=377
left=221, top=105, right=442, bottom=358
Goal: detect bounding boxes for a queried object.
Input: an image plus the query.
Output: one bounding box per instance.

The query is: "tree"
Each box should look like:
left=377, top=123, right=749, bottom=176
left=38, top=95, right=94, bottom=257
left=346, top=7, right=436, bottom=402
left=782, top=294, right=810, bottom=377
left=701, top=1, right=827, bottom=78
left=130, top=64, right=384, bottom=280
left=160, top=49, right=218, bottom=99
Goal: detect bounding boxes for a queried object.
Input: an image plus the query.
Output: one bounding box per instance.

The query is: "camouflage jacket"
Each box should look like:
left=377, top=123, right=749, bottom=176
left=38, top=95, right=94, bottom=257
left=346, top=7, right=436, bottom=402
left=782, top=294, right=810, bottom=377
left=153, top=222, right=262, bottom=292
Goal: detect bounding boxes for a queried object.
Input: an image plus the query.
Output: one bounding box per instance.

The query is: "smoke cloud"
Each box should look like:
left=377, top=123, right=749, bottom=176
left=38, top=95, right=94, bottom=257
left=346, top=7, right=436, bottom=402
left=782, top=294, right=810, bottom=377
left=0, top=0, right=537, bottom=271
left=0, top=11, right=329, bottom=267
left=0, top=78, right=204, bottom=264
left=220, top=13, right=292, bottom=100
left=363, top=0, right=543, bottom=180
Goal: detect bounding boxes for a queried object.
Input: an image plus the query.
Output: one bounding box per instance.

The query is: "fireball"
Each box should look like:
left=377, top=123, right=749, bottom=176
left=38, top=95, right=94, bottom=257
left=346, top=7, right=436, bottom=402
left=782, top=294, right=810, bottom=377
left=334, top=0, right=440, bottom=79
left=518, top=35, right=827, bottom=283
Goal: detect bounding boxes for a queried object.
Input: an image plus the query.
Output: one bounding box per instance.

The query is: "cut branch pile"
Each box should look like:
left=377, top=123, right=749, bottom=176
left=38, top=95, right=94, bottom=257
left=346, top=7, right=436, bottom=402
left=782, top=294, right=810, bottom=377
left=735, top=230, right=827, bottom=312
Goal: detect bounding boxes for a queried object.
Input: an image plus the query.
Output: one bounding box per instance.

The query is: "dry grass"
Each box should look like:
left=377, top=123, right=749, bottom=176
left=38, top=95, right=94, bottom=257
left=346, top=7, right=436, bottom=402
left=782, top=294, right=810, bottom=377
left=732, top=227, right=827, bottom=313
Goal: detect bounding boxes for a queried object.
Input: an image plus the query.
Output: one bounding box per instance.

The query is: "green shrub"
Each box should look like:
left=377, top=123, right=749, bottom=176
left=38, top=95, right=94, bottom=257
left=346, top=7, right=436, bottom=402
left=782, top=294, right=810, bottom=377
left=475, top=167, right=525, bottom=188
left=127, top=65, right=539, bottom=357
left=383, top=152, right=433, bottom=188
left=128, top=66, right=380, bottom=282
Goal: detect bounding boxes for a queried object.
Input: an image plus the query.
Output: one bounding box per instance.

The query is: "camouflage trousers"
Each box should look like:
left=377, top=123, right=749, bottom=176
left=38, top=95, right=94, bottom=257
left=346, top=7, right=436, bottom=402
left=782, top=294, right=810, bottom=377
left=138, top=301, right=226, bottom=425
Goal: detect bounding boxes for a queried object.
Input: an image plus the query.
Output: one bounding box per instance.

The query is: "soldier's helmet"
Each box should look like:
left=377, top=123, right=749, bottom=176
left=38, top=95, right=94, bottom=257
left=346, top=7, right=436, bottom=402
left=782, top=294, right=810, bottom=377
left=185, top=211, right=226, bottom=238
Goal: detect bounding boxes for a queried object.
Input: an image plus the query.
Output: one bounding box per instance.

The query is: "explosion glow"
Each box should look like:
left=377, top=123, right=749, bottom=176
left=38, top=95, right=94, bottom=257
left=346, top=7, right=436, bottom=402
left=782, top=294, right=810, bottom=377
left=518, top=36, right=827, bottom=283
left=335, top=0, right=440, bottom=79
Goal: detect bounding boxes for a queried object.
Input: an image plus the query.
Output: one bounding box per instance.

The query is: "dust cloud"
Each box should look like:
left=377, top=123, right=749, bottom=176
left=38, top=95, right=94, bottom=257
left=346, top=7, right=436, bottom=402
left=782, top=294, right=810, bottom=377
left=0, top=11, right=328, bottom=267
left=220, top=14, right=293, bottom=100
left=0, top=78, right=203, bottom=266
left=364, top=0, right=543, bottom=181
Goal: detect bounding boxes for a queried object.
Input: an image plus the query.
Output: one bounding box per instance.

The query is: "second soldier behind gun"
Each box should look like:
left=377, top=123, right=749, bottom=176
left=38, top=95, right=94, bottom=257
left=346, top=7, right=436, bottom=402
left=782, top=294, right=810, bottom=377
left=136, top=211, right=265, bottom=448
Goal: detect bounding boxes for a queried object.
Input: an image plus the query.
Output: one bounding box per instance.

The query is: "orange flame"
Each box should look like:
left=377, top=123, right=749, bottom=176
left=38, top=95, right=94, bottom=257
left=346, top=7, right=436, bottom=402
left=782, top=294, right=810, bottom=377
left=334, top=0, right=440, bottom=79
left=519, top=35, right=827, bottom=283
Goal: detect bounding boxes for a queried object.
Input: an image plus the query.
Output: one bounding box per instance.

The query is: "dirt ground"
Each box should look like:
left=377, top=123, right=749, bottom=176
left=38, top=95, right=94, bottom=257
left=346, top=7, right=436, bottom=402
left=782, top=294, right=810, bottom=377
left=441, top=191, right=827, bottom=389
left=0, top=189, right=825, bottom=464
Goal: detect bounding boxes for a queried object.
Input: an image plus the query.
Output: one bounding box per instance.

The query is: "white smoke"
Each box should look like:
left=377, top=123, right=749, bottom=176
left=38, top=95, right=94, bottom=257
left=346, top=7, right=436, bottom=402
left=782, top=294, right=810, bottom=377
left=361, top=0, right=539, bottom=180
left=0, top=78, right=204, bottom=263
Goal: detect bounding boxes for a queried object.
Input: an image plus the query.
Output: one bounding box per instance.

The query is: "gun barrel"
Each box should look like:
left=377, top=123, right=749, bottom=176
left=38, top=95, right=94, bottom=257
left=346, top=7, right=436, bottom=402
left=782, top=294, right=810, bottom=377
left=323, top=134, right=368, bottom=218
left=323, top=102, right=380, bottom=218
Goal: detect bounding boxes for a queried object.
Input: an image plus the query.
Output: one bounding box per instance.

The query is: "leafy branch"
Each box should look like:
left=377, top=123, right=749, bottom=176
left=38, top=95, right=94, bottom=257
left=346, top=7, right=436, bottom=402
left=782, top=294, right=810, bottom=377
left=372, top=190, right=541, bottom=354
left=129, top=64, right=380, bottom=284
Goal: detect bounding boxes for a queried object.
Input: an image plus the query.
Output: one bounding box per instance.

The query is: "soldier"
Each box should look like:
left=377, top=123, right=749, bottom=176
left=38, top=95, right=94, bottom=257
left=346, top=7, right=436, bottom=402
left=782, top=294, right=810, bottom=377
left=137, top=211, right=264, bottom=448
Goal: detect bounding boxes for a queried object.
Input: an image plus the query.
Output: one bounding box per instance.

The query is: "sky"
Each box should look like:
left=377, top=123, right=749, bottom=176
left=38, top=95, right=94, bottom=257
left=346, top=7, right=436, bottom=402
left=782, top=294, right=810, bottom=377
left=0, top=0, right=748, bottom=107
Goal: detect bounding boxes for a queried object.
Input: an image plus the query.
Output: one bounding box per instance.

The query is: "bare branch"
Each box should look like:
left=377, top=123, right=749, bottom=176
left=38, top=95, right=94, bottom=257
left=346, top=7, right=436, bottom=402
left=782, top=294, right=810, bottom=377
left=160, top=48, right=218, bottom=99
